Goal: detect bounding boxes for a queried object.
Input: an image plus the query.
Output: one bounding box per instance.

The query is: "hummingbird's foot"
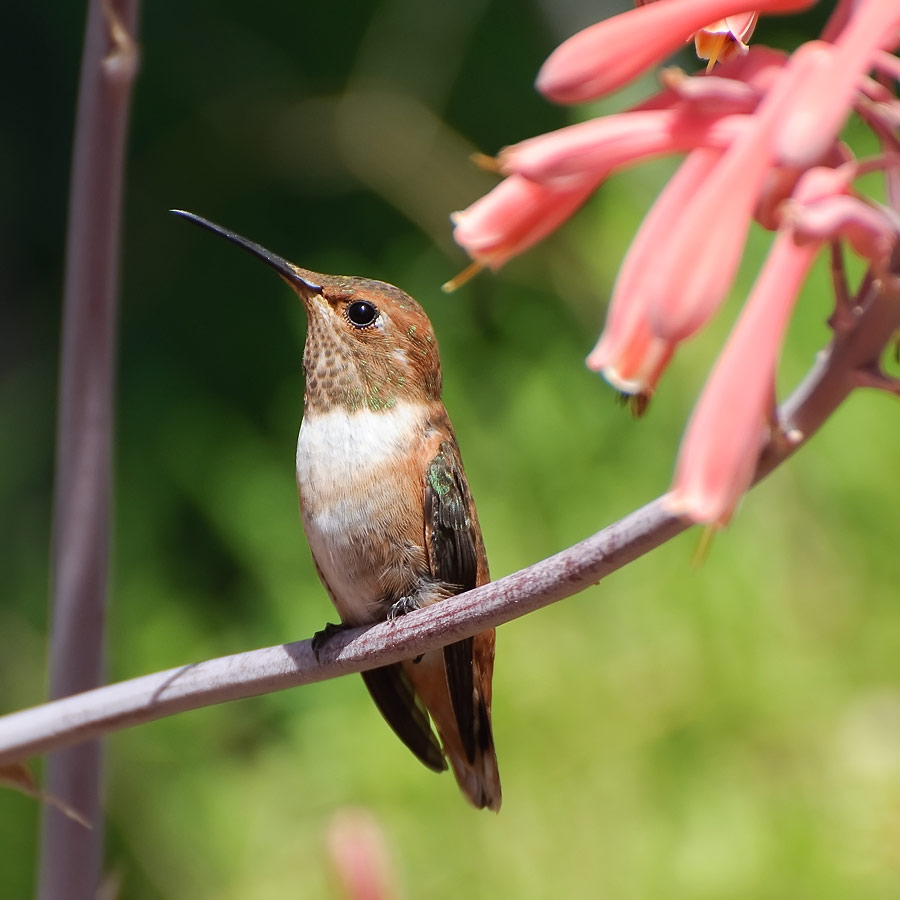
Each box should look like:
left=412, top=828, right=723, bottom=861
left=388, top=596, right=425, bottom=661
left=387, top=596, right=421, bottom=620
left=311, top=621, right=350, bottom=660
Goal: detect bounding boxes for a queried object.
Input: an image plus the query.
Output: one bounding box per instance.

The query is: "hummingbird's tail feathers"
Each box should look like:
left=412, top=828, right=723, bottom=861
left=443, top=635, right=502, bottom=810
left=443, top=637, right=476, bottom=762
left=446, top=695, right=502, bottom=812
left=403, top=649, right=503, bottom=811
left=361, top=665, right=447, bottom=773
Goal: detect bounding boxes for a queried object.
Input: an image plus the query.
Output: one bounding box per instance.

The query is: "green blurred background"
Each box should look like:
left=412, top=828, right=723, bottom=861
left=5, top=1, right=900, bottom=897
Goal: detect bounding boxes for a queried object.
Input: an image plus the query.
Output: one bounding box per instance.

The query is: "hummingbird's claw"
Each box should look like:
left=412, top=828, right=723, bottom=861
left=311, top=621, right=350, bottom=660
left=388, top=598, right=426, bottom=659
left=387, top=596, right=421, bottom=620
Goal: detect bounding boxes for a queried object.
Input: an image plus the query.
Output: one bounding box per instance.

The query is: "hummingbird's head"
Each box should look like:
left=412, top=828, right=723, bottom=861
left=172, top=210, right=443, bottom=414
left=292, top=271, right=444, bottom=414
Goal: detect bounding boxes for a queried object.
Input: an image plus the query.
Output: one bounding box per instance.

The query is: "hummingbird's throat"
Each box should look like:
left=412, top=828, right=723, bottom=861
left=302, top=329, right=409, bottom=414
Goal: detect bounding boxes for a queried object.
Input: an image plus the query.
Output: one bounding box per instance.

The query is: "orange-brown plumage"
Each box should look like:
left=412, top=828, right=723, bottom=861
left=292, top=284, right=501, bottom=809
left=173, top=210, right=501, bottom=810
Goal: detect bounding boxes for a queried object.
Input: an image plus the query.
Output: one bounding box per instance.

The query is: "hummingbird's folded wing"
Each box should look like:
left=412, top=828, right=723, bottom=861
left=424, top=443, right=480, bottom=763
left=360, top=665, right=447, bottom=772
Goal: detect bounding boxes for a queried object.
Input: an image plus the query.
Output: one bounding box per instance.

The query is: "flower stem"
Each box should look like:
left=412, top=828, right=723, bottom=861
left=38, top=2, right=139, bottom=899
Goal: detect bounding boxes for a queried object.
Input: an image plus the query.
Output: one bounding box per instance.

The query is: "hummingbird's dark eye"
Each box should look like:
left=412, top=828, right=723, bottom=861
left=346, top=300, right=379, bottom=328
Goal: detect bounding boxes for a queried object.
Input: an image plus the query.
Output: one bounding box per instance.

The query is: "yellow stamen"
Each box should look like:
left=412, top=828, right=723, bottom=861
left=442, top=260, right=485, bottom=293
left=704, top=33, right=729, bottom=72
left=659, top=66, right=688, bottom=90
left=691, top=524, right=717, bottom=567
left=628, top=392, right=650, bottom=418
left=470, top=152, right=503, bottom=174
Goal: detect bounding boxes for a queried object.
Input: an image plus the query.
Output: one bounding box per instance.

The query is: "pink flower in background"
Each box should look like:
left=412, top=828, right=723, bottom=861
left=775, top=0, right=900, bottom=166
left=586, top=147, right=722, bottom=396
left=327, top=809, right=398, bottom=900
left=641, top=42, right=833, bottom=343
left=498, top=108, right=750, bottom=186
left=536, top=0, right=815, bottom=103
left=496, top=45, right=791, bottom=189
left=791, top=195, right=898, bottom=260
left=664, top=226, right=816, bottom=525
left=656, top=45, right=788, bottom=106
left=451, top=0, right=900, bottom=524
left=666, top=163, right=897, bottom=524
left=450, top=45, right=787, bottom=294
left=580, top=42, right=832, bottom=397
left=783, top=161, right=899, bottom=260
left=448, top=174, right=597, bottom=279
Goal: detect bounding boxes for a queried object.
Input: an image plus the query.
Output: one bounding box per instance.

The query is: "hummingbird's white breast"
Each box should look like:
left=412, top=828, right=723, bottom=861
left=296, top=400, right=432, bottom=625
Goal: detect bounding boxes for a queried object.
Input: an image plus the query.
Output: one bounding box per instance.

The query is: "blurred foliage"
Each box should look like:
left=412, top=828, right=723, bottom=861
left=4, top=1, right=900, bottom=898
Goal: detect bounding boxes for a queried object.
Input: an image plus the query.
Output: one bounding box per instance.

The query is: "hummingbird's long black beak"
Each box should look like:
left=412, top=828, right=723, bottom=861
left=171, top=209, right=323, bottom=294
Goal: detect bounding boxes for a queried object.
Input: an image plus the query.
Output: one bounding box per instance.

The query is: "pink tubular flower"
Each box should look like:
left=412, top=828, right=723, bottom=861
left=644, top=46, right=788, bottom=112
left=665, top=162, right=897, bottom=524
left=587, top=148, right=722, bottom=396
left=656, top=50, right=785, bottom=108
left=642, top=41, right=834, bottom=344
left=776, top=0, right=900, bottom=167
left=450, top=0, right=900, bottom=528
left=327, top=809, right=397, bottom=900
left=449, top=173, right=598, bottom=273
left=499, top=45, right=790, bottom=190
left=665, top=230, right=818, bottom=524
left=498, top=109, right=749, bottom=187
left=793, top=197, right=897, bottom=260
left=536, top=0, right=816, bottom=104
left=452, top=46, right=793, bottom=276
left=784, top=163, right=899, bottom=262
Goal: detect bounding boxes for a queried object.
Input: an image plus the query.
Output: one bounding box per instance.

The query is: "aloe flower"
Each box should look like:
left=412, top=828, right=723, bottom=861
left=642, top=42, right=832, bottom=345
left=535, top=0, right=815, bottom=104
left=448, top=174, right=598, bottom=278
left=498, top=109, right=750, bottom=187
left=498, top=46, right=792, bottom=189
left=663, top=227, right=816, bottom=524
left=586, top=148, right=722, bottom=397
left=449, top=45, right=784, bottom=287
left=450, top=0, right=900, bottom=524
left=776, top=0, right=900, bottom=166
left=327, top=809, right=398, bottom=900
left=666, top=164, right=897, bottom=524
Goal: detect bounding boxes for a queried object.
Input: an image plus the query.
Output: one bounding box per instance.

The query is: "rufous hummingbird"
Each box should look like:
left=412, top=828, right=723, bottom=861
left=173, top=210, right=501, bottom=810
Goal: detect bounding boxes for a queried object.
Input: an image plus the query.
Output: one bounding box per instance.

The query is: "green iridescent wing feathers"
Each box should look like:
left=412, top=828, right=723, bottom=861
left=425, top=442, right=479, bottom=763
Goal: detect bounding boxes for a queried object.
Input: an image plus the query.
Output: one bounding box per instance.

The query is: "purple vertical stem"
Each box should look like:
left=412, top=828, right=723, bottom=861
left=38, top=2, right=140, bottom=898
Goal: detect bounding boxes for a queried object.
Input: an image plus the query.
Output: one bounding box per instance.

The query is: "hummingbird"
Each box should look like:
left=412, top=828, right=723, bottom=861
left=173, top=210, right=501, bottom=811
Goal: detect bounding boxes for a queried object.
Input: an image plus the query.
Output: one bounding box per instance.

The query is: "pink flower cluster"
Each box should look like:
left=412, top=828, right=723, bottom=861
left=451, top=0, right=900, bottom=526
